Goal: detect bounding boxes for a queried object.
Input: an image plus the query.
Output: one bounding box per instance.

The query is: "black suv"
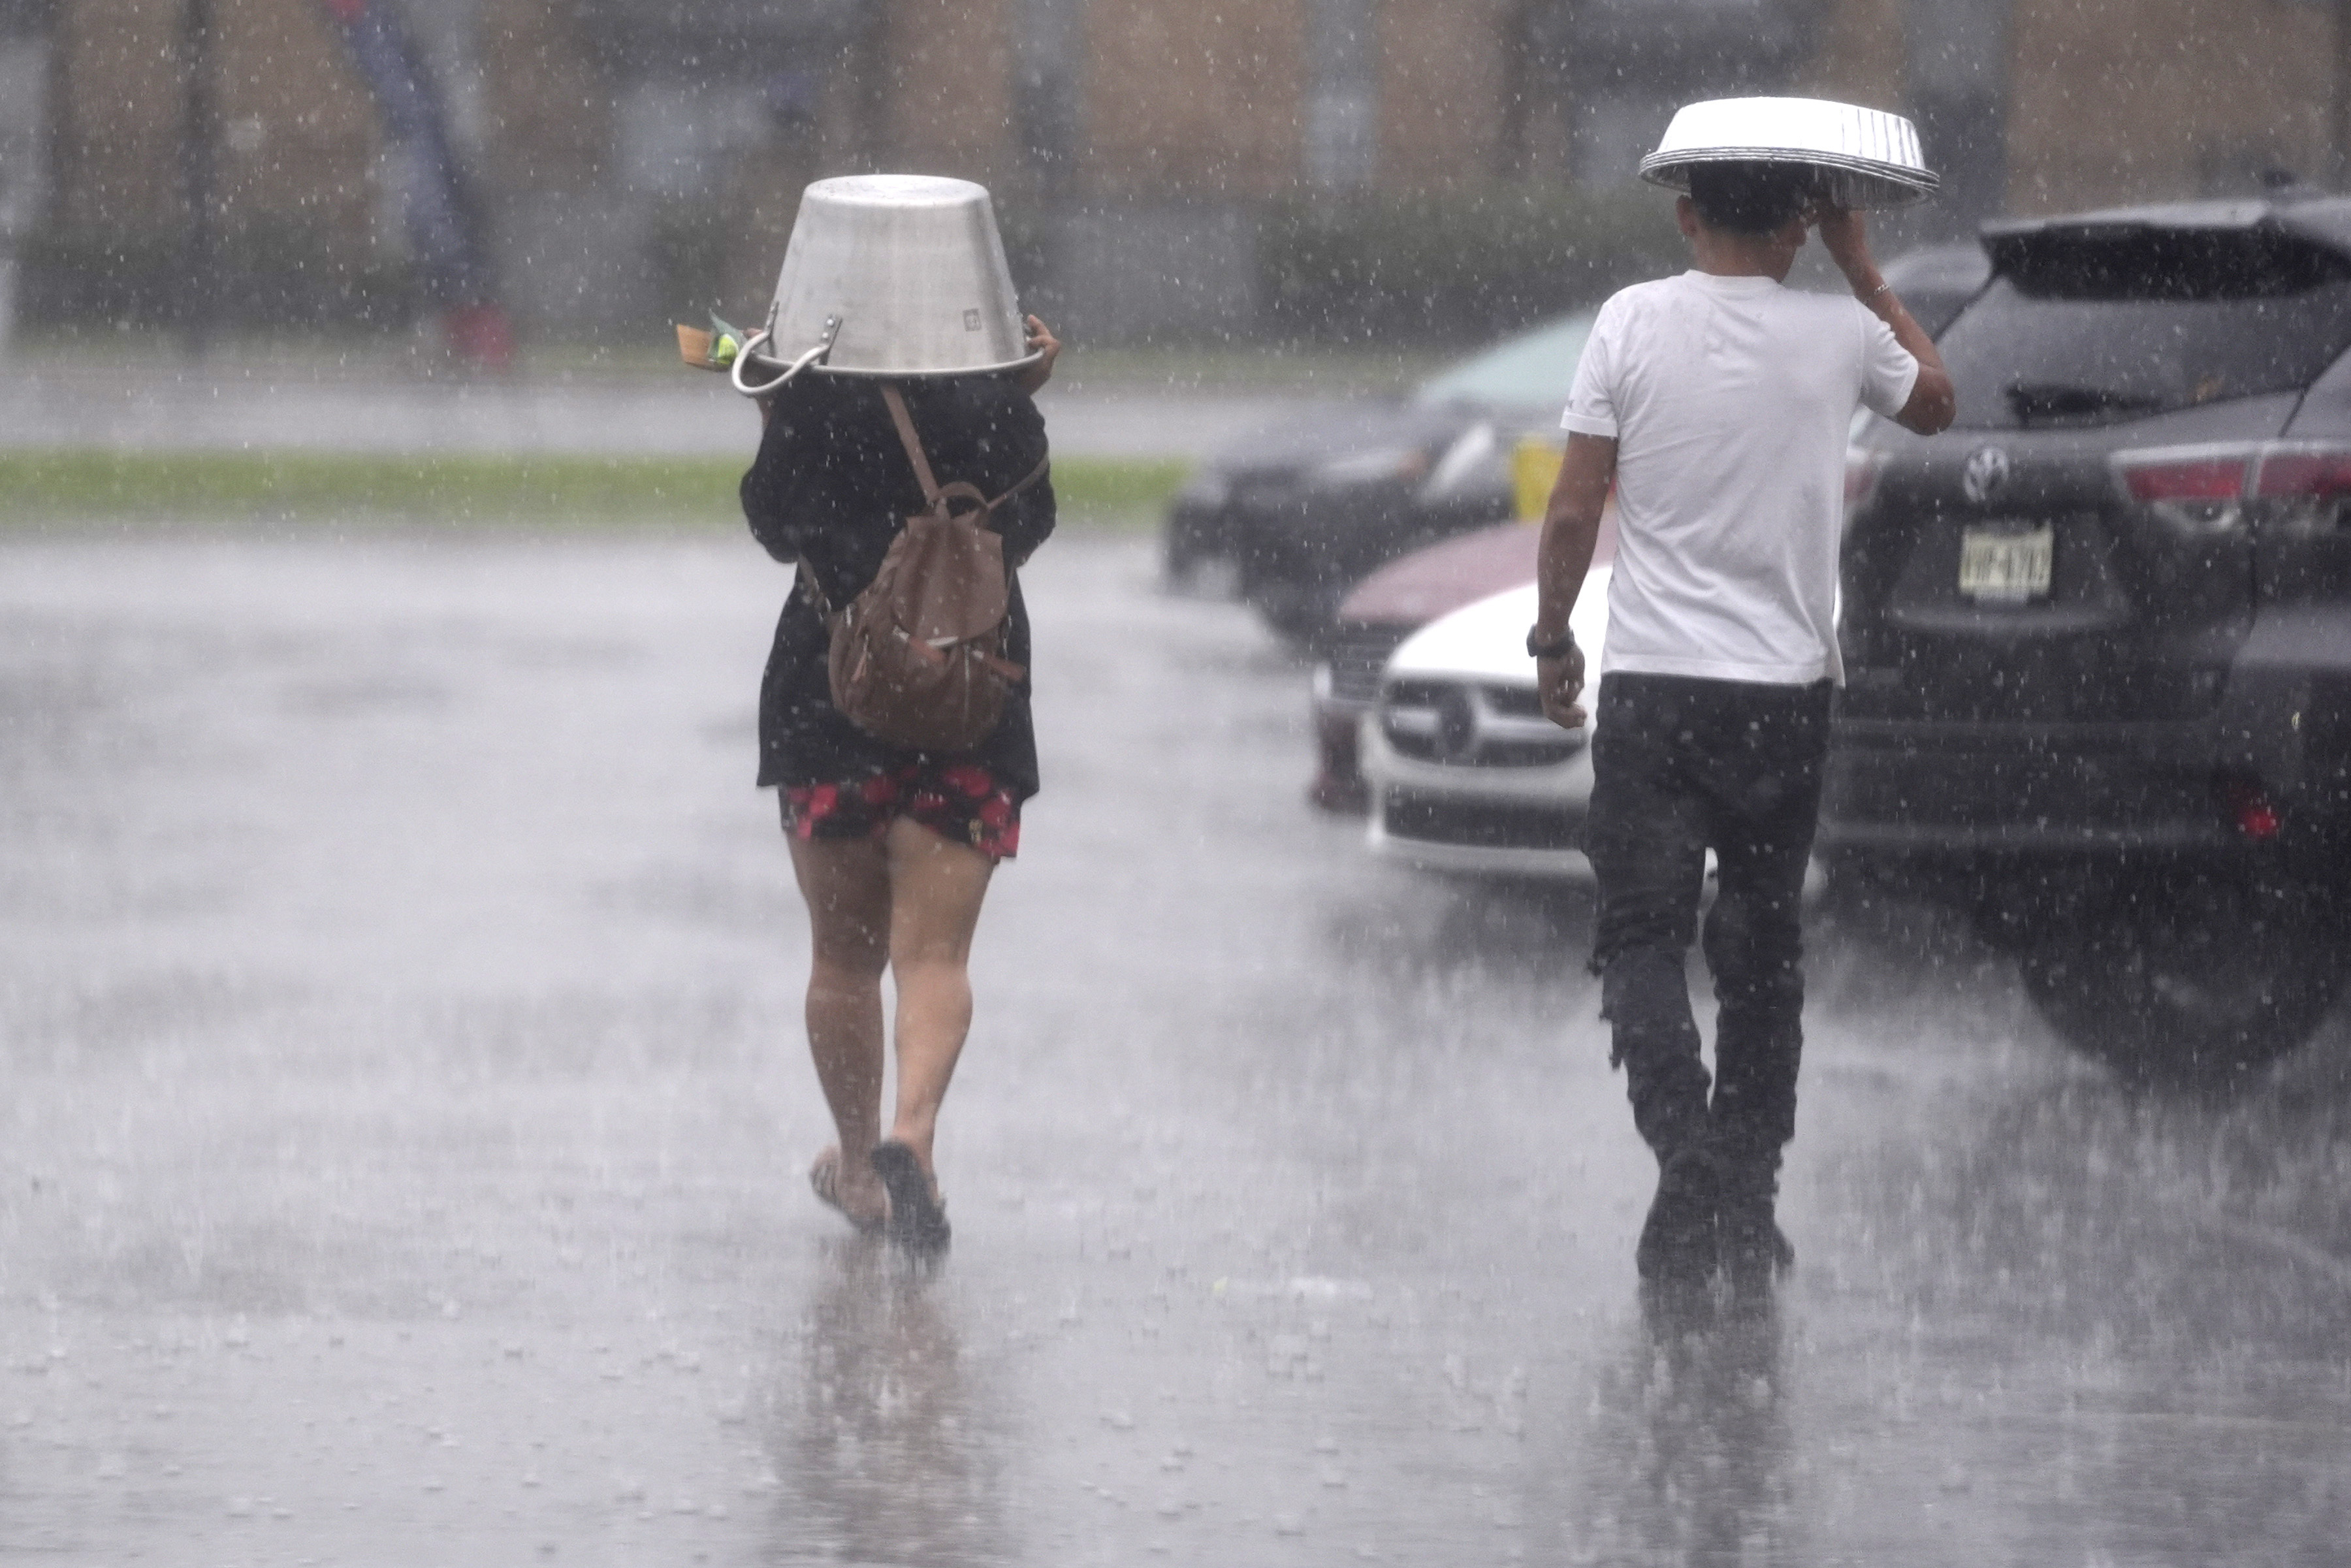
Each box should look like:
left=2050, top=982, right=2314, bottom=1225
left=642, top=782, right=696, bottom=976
left=1827, top=194, right=2351, bottom=1083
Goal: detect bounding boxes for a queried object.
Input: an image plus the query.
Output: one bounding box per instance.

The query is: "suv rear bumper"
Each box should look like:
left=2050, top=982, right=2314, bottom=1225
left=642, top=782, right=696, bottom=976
left=1819, top=718, right=2235, bottom=856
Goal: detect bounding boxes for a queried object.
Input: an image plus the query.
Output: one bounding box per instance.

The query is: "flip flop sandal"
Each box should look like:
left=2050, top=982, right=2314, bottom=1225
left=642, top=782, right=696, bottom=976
left=870, top=1141, right=951, bottom=1255
left=810, top=1149, right=886, bottom=1237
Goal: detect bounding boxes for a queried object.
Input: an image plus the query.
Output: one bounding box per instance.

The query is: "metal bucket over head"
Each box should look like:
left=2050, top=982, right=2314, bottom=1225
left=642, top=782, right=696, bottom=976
left=1639, top=97, right=1938, bottom=210
left=731, top=174, right=1036, bottom=396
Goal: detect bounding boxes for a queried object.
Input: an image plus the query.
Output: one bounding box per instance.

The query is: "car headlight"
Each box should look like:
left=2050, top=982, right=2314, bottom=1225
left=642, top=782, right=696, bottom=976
left=1311, top=446, right=1433, bottom=487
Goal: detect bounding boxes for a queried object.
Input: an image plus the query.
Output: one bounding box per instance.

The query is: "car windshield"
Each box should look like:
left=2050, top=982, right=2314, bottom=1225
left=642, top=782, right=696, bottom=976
left=1938, top=229, right=2351, bottom=430
left=1413, top=312, right=1595, bottom=411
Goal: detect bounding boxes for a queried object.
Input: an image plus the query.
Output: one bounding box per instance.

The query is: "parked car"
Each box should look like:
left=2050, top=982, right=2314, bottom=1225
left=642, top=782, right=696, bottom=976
left=1307, top=520, right=1543, bottom=810
left=1164, top=312, right=1597, bottom=641
left=1298, top=242, right=1990, bottom=810
left=1827, top=192, right=2351, bottom=1082
left=1362, top=570, right=1614, bottom=878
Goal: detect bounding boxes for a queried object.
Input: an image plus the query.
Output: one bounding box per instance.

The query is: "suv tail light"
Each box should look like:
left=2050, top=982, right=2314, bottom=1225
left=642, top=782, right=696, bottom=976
left=2215, top=775, right=2284, bottom=840
left=2252, top=445, right=2351, bottom=536
left=2118, top=453, right=2252, bottom=502
left=2111, top=447, right=2254, bottom=535
left=2111, top=443, right=2351, bottom=537
left=2254, top=447, right=2351, bottom=497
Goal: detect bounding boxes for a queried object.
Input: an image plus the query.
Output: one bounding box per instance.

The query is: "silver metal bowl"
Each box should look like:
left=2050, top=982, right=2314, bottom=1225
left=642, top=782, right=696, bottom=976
left=732, top=174, right=1036, bottom=395
left=1639, top=97, right=1938, bottom=210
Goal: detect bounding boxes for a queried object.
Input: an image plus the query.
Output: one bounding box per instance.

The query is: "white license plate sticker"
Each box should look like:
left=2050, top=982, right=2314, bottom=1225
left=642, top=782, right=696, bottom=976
left=1959, top=526, right=2053, bottom=603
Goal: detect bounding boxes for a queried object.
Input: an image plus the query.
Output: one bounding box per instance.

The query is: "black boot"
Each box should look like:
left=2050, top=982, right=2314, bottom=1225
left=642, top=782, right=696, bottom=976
left=1635, top=1142, right=1722, bottom=1284
left=1716, top=1156, right=1793, bottom=1294
left=1603, top=950, right=1719, bottom=1285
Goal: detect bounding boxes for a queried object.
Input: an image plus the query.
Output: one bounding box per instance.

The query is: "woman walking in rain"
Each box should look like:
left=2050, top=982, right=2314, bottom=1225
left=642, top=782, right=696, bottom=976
left=734, top=176, right=1059, bottom=1256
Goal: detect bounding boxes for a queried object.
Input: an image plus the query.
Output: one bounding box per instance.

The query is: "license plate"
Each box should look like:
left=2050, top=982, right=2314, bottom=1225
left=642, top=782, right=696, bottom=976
left=1959, top=525, right=2053, bottom=603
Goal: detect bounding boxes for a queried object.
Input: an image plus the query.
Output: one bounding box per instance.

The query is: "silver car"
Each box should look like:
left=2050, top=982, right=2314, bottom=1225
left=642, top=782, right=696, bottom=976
left=1363, top=571, right=1612, bottom=880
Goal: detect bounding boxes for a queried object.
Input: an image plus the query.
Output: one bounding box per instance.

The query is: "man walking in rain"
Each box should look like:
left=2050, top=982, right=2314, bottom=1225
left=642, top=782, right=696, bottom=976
left=1529, top=160, right=1955, bottom=1292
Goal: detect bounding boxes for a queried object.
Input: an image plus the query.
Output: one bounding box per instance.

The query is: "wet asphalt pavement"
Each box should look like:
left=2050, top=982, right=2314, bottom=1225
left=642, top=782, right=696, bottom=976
left=4, top=525, right=2351, bottom=1567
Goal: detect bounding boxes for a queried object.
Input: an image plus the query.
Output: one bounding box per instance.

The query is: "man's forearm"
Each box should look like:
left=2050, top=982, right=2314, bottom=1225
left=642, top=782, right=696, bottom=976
left=1534, top=433, right=1618, bottom=640
left=1815, top=206, right=1955, bottom=432
left=1849, top=268, right=1947, bottom=381
left=1535, top=500, right=1603, bottom=641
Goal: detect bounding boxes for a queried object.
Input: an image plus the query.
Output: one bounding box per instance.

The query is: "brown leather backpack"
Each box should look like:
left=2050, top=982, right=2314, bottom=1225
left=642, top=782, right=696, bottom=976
left=805, top=383, right=1048, bottom=752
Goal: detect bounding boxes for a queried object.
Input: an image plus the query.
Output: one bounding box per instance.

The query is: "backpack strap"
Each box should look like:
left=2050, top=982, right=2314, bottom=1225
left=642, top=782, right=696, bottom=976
left=984, top=456, right=1051, bottom=513
left=880, top=383, right=945, bottom=509
left=881, top=381, right=1050, bottom=518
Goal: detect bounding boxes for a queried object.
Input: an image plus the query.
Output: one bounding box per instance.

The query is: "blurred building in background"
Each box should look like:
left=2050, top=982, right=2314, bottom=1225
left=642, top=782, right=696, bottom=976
left=2, top=0, right=2338, bottom=351
left=0, top=0, right=57, bottom=355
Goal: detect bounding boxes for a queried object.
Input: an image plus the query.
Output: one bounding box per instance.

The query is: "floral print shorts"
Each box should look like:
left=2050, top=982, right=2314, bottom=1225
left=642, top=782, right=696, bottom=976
left=782, top=760, right=1022, bottom=859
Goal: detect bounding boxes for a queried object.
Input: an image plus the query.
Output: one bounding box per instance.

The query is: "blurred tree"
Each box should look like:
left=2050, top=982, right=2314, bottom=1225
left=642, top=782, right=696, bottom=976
left=1903, top=0, right=2009, bottom=234
left=1305, top=0, right=1379, bottom=189
left=0, top=0, right=54, bottom=355
left=1553, top=0, right=1821, bottom=185
left=313, top=0, right=511, bottom=364
left=178, top=0, right=216, bottom=354
left=1012, top=0, right=1082, bottom=201
left=2338, top=0, right=2351, bottom=187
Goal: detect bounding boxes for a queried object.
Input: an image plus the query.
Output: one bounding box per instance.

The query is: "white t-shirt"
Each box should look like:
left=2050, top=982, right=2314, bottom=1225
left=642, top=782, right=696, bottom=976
left=1560, top=270, right=1919, bottom=687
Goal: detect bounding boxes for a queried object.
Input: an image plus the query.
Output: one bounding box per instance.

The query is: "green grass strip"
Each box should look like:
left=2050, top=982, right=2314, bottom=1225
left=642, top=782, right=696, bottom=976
left=0, top=450, right=1189, bottom=526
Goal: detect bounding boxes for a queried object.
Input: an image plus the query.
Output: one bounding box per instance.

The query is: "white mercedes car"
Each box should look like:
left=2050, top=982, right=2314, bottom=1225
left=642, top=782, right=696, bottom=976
left=1362, top=569, right=1613, bottom=880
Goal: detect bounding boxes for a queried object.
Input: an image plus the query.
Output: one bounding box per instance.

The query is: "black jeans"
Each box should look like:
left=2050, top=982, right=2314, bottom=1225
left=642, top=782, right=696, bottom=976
left=1583, top=673, right=1832, bottom=1172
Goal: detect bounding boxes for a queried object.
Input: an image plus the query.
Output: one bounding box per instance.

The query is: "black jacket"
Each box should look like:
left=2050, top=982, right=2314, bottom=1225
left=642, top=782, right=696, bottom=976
left=739, top=374, right=1056, bottom=795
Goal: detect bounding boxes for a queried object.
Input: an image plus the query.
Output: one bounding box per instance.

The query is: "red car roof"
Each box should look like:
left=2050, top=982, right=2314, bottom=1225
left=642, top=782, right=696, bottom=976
left=1335, top=513, right=1615, bottom=628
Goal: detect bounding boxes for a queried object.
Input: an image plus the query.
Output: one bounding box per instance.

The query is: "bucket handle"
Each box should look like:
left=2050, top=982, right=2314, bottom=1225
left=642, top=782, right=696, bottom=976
left=731, top=328, right=830, bottom=396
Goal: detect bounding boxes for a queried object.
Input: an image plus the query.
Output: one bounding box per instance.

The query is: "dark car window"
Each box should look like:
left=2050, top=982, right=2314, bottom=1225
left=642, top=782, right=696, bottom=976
left=1937, top=232, right=2351, bottom=430
left=1413, top=312, right=1595, bottom=411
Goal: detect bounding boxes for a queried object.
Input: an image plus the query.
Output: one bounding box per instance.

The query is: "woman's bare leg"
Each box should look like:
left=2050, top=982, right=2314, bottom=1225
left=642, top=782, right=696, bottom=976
left=788, top=827, right=893, bottom=1228
left=882, top=815, right=997, bottom=1178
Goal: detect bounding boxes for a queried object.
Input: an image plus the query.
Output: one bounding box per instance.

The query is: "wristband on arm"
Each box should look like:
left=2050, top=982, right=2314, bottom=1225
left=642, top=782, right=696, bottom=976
left=1526, top=626, right=1578, bottom=660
